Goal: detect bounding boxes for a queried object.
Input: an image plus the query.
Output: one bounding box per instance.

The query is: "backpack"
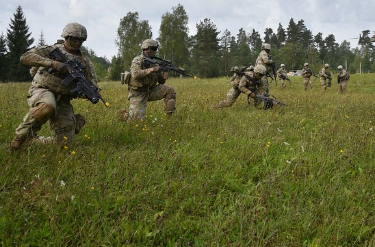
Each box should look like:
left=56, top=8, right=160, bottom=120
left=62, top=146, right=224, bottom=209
left=120, top=71, right=131, bottom=85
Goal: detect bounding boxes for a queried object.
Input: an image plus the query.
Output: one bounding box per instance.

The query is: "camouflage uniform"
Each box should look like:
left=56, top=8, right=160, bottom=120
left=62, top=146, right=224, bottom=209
left=301, top=63, right=313, bottom=90
left=337, top=65, right=348, bottom=93
left=238, top=69, right=262, bottom=107
left=255, top=43, right=274, bottom=94
left=125, top=52, right=176, bottom=120
left=10, top=23, right=97, bottom=150
left=276, top=64, right=288, bottom=89
left=215, top=66, right=247, bottom=108
left=319, top=64, right=330, bottom=92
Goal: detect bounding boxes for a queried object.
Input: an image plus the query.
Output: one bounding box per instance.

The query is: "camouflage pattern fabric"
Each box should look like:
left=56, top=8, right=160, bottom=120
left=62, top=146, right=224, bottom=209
left=338, top=68, right=348, bottom=93
left=319, top=67, right=329, bottom=92
left=13, top=44, right=96, bottom=146
left=277, top=67, right=288, bottom=89
left=124, top=53, right=176, bottom=120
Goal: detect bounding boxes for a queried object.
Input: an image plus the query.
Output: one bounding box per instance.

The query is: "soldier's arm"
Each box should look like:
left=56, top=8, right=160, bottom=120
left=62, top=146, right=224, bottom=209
left=20, top=46, right=55, bottom=68
left=130, top=57, right=154, bottom=79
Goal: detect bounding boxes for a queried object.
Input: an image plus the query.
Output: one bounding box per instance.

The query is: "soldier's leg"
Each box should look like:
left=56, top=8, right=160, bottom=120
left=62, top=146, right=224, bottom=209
left=216, top=88, right=241, bottom=108
left=320, top=79, right=327, bottom=92
left=258, top=75, right=269, bottom=94
left=341, top=81, right=347, bottom=93
left=148, top=84, right=177, bottom=116
left=36, top=99, right=77, bottom=145
left=11, top=88, right=56, bottom=150
left=126, top=90, right=148, bottom=121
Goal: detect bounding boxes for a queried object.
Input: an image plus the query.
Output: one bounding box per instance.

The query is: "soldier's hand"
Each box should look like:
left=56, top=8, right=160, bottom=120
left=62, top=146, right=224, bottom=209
left=51, top=61, right=70, bottom=74
left=153, top=65, right=160, bottom=72
left=248, top=92, right=256, bottom=98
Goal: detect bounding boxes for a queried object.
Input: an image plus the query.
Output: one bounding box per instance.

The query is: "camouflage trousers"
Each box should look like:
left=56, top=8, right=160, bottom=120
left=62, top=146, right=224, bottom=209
left=14, top=87, right=85, bottom=145
left=125, top=84, right=176, bottom=120
left=303, top=77, right=313, bottom=90
left=320, top=78, right=327, bottom=92
left=216, top=88, right=241, bottom=108
left=259, top=75, right=269, bottom=94
left=339, top=80, right=347, bottom=93
left=216, top=87, right=260, bottom=108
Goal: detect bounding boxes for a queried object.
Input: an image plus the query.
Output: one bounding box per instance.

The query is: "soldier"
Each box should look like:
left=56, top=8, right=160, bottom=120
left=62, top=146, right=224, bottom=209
left=238, top=65, right=267, bottom=107
left=10, top=23, right=98, bottom=151
left=301, top=63, right=315, bottom=90
left=121, top=39, right=176, bottom=120
left=337, top=65, right=349, bottom=93
left=255, top=43, right=275, bottom=94
left=276, top=64, right=288, bottom=89
left=215, top=66, right=252, bottom=108
left=319, top=63, right=331, bottom=92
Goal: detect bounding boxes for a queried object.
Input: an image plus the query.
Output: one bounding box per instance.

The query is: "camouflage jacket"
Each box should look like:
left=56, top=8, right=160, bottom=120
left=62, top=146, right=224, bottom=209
left=230, top=74, right=242, bottom=89
left=238, top=71, right=258, bottom=94
left=20, top=43, right=98, bottom=95
left=256, top=50, right=274, bottom=74
left=129, top=53, right=166, bottom=91
left=277, top=68, right=287, bottom=79
left=301, top=67, right=312, bottom=78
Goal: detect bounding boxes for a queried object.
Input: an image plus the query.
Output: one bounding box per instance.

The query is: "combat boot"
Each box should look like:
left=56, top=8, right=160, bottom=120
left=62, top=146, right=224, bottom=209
left=119, top=108, right=128, bottom=121
left=10, top=135, right=26, bottom=151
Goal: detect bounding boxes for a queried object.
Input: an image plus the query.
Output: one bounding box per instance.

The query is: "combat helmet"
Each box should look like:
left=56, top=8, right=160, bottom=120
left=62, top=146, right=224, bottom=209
left=338, top=65, right=343, bottom=70
left=254, top=65, right=267, bottom=75
left=230, top=66, right=240, bottom=73
left=61, top=23, right=87, bottom=40
left=141, top=39, right=159, bottom=50
left=324, top=63, right=330, bottom=68
left=304, top=63, right=309, bottom=67
left=281, top=64, right=285, bottom=67
left=261, top=43, right=271, bottom=50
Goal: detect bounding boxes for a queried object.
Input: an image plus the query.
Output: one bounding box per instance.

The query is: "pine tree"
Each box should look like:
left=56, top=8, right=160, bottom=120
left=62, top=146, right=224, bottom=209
left=0, top=32, right=9, bottom=81
left=191, top=18, right=221, bottom=78
left=37, top=29, right=47, bottom=46
left=6, top=5, right=35, bottom=82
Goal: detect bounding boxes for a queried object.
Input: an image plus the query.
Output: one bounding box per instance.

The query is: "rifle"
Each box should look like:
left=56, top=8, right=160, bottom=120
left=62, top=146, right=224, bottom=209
left=49, top=48, right=109, bottom=107
left=306, top=68, right=318, bottom=79
left=248, top=93, right=288, bottom=110
left=267, top=61, right=277, bottom=82
left=279, top=74, right=291, bottom=82
left=144, top=56, right=196, bottom=78
left=326, top=72, right=332, bottom=87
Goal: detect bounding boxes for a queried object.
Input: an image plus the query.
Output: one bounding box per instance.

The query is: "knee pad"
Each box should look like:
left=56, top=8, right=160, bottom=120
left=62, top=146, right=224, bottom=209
left=165, top=98, right=176, bottom=113
left=30, top=103, right=55, bottom=122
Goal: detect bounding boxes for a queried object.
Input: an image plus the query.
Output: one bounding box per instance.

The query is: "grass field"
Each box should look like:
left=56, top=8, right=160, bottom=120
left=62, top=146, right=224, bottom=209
left=1, top=73, right=375, bottom=246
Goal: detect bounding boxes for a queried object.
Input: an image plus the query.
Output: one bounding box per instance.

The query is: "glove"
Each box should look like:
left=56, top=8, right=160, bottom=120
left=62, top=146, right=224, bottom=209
left=248, top=92, right=256, bottom=98
left=152, top=64, right=160, bottom=72
left=51, top=61, right=70, bottom=74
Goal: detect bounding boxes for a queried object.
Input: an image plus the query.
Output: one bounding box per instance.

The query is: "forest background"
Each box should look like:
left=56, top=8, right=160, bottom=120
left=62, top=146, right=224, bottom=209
left=0, top=4, right=375, bottom=82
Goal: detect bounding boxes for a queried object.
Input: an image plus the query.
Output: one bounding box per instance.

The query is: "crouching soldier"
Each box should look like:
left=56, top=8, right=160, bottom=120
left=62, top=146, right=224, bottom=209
left=10, top=23, right=98, bottom=151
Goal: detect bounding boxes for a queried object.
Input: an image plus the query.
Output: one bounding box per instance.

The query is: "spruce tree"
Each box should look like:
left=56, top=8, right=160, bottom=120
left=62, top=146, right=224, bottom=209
left=6, top=5, right=35, bottom=82
left=0, top=33, right=8, bottom=81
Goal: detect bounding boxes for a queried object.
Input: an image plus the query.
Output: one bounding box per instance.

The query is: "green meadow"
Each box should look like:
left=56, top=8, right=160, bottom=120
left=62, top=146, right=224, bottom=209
left=1, top=74, right=375, bottom=246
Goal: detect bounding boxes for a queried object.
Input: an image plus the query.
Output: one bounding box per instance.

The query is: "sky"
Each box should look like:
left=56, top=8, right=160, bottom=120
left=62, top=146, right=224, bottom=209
left=0, top=0, right=374, bottom=59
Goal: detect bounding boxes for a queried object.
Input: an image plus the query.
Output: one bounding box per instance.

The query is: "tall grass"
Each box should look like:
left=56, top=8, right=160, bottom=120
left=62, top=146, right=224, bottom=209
left=1, top=73, right=375, bottom=246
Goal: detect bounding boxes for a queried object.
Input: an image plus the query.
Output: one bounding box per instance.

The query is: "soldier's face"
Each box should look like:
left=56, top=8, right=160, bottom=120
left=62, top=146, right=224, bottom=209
left=65, top=37, right=84, bottom=52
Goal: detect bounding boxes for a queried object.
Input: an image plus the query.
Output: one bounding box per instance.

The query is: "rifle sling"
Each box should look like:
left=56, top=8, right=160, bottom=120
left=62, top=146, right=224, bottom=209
left=243, top=74, right=259, bottom=85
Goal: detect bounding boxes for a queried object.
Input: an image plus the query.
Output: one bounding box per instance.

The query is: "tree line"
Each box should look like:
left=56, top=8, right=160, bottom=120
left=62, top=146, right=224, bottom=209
left=1, top=4, right=375, bottom=82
